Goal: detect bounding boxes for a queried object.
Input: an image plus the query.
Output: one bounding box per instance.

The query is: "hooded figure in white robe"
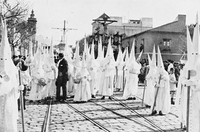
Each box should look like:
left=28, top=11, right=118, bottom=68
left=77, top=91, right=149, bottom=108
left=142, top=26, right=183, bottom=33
left=96, top=37, right=104, bottom=94
left=73, top=57, right=91, bottom=102
left=123, top=40, right=141, bottom=100
left=181, top=15, right=200, bottom=132
left=27, top=45, right=48, bottom=101
left=175, top=26, right=194, bottom=128
left=41, top=46, right=58, bottom=98
left=151, top=46, right=171, bottom=115
left=144, top=46, right=157, bottom=107
left=64, top=41, right=75, bottom=97
left=0, top=19, right=23, bottom=132
left=115, top=46, right=125, bottom=91
left=99, top=39, right=116, bottom=99
left=88, top=42, right=99, bottom=97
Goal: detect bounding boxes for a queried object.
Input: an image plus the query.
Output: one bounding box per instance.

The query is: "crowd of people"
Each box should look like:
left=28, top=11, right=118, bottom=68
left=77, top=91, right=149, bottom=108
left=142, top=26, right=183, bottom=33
left=1, top=16, right=200, bottom=132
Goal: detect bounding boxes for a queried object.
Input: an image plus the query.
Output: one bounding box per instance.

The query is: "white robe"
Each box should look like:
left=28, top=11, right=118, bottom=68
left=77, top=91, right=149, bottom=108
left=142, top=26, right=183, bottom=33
left=88, top=60, right=98, bottom=96
left=188, top=87, right=200, bottom=132
left=43, top=65, right=57, bottom=97
left=67, top=63, right=75, bottom=96
left=27, top=63, right=48, bottom=101
left=116, top=62, right=124, bottom=91
left=175, top=68, right=191, bottom=127
left=169, top=73, right=177, bottom=91
left=96, top=61, right=103, bottom=94
left=152, top=70, right=171, bottom=114
left=143, top=68, right=157, bottom=106
left=184, top=72, right=200, bottom=132
left=123, top=62, right=140, bottom=99
left=99, top=61, right=115, bottom=97
left=74, top=68, right=91, bottom=102
left=0, top=71, right=19, bottom=132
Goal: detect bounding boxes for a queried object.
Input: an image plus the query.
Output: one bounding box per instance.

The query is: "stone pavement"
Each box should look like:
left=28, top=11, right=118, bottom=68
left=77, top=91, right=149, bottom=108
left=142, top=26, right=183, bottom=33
left=17, top=102, right=48, bottom=132
left=17, top=86, right=184, bottom=132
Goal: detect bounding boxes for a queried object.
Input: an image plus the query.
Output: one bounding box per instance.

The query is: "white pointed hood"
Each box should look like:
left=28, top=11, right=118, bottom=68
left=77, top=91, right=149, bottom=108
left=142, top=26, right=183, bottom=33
left=124, top=47, right=129, bottom=64
left=0, top=19, right=18, bottom=95
left=136, top=50, right=143, bottom=62
left=106, top=38, right=115, bottom=65
left=117, top=45, right=123, bottom=64
left=146, top=46, right=157, bottom=78
left=151, top=45, right=157, bottom=67
left=32, top=44, right=45, bottom=78
left=147, top=54, right=152, bottom=66
left=73, top=42, right=81, bottom=67
left=90, top=40, right=95, bottom=60
left=185, top=26, right=193, bottom=66
left=130, top=39, right=136, bottom=62
left=97, top=36, right=103, bottom=61
left=83, top=37, right=89, bottom=63
left=48, top=40, right=55, bottom=66
left=89, top=40, right=99, bottom=69
left=193, top=13, right=200, bottom=56
left=24, top=39, right=34, bottom=66
left=157, top=46, right=165, bottom=74
left=0, top=19, right=17, bottom=75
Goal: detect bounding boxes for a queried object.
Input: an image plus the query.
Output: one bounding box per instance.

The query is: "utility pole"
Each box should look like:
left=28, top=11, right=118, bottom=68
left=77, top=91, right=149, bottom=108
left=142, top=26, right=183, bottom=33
left=52, top=20, right=77, bottom=45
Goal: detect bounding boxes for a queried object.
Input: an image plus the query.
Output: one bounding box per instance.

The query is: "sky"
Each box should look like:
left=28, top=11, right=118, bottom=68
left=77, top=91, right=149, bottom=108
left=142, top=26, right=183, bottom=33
left=11, top=0, right=200, bottom=46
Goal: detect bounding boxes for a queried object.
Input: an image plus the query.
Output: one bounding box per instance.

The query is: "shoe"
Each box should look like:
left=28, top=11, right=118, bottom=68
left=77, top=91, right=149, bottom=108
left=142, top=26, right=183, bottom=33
left=171, top=98, right=175, bottom=105
left=91, top=95, right=96, bottom=98
left=101, top=96, right=105, bottom=100
left=127, top=97, right=133, bottom=100
left=145, top=105, right=151, bottom=108
left=151, top=110, right=157, bottom=115
left=159, top=111, right=164, bottom=115
left=116, top=88, right=120, bottom=92
left=69, top=96, right=74, bottom=98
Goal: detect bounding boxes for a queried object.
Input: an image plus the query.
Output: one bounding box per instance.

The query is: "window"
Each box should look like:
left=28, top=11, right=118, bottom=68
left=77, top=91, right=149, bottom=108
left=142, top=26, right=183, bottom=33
left=161, top=38, right=171, bottom=52
left=163, top=39, right=171, bottom=47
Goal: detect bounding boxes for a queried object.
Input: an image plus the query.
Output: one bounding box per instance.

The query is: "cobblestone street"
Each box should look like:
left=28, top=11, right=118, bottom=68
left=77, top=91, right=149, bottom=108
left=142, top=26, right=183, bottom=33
left=17, top=86, right=184, bottom=132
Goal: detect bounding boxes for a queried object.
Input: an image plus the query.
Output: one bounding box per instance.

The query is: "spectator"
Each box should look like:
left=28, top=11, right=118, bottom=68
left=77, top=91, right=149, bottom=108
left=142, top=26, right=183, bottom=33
left=169, top=68, right=177, bottom=105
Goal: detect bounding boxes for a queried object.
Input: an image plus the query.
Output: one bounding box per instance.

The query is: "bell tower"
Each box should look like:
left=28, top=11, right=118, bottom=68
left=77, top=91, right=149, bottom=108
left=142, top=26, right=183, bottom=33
left=27, top=10, right=37, bottom=55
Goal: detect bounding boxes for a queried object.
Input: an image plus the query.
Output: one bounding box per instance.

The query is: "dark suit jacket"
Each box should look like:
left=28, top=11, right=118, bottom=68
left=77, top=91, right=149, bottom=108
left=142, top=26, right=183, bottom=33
left=57, top=58, right=68, bottom=81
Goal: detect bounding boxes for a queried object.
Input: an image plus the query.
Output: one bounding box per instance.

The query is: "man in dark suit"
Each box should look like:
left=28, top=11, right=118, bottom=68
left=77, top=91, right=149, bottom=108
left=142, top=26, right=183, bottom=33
left=56, top=53, right=68, bottom=102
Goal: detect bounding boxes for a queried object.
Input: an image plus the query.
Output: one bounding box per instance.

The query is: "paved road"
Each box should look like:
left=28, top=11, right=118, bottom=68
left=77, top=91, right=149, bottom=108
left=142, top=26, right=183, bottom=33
left=17, top=86, right=184, bottom=132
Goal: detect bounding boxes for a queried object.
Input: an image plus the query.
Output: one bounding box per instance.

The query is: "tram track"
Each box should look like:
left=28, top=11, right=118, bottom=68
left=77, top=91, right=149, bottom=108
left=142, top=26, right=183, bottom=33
left=92, top=98, right=164, bottom=132
left=110, top=96, right=165, bottom=132
left=40, top=94, right=179, bottom=132
left=41, top=100, right=52, bottom=132
left=65, top=102, right=111, bottom=132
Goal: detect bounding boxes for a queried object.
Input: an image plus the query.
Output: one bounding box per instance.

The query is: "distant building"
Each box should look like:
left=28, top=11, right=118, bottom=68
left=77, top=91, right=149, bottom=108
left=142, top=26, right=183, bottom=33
left=19, top=10, right=37, bottom=56
left=92, top=13, right=153, bottom=37
left=122, top=14, right=187, bottom=62
left=27, top=10, right=37, bottom=55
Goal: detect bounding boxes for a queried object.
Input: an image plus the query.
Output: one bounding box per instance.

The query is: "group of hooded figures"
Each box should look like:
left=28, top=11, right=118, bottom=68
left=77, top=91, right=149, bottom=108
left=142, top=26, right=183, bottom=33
left=1, top=14, right=200, bottom=132
left=0, top=17, right=141, bottom=131
left=144, top=16, right=200, bottom=132
left=66, top=38, right=142, bottom=102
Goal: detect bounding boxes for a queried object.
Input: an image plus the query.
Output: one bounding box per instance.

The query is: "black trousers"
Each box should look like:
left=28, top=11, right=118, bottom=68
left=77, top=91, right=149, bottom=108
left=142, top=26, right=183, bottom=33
left=18, top=86, right=26, bottom=110
left=56, top=76, right=67, bottom=100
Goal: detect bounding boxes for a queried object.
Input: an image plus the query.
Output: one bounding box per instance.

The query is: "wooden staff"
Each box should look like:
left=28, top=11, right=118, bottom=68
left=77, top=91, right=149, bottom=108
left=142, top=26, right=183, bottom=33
left=152, top=74, right=162, bottom=112
left=186, top=70, right=191, bottom=132
left=122, top=66, right=125, bottom=93
left=18, top=62, right=25, bottom=132
left=142, top=66, right=149, bottom=107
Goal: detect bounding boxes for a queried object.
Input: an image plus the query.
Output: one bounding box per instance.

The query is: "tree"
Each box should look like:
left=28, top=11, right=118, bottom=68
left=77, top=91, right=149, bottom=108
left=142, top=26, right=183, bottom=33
left=2, top=0, right=30, bottom=53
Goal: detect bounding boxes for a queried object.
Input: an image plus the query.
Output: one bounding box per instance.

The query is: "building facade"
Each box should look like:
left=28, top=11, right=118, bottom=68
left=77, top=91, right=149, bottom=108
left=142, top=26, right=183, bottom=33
left=122, top=14, right=186, bottom=62
left=92, top=13, right=153, bottom=37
